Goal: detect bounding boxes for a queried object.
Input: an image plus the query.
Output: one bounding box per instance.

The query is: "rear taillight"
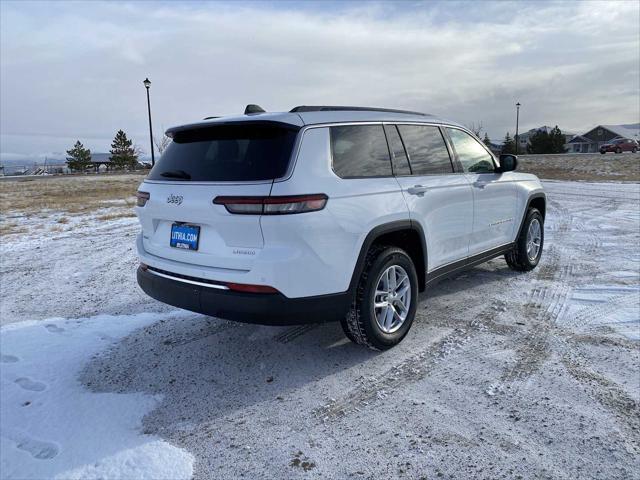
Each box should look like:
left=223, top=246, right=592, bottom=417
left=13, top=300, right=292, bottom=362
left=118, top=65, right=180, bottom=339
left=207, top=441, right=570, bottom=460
left=213, top=194, right=328, bottom=215
left=137, top=191, right=150, bottom=207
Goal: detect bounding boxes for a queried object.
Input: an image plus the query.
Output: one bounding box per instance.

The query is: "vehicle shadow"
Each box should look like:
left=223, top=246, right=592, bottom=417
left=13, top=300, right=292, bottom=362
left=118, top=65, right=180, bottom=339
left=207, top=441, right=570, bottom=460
left=80, top=257, right=526, bottom=436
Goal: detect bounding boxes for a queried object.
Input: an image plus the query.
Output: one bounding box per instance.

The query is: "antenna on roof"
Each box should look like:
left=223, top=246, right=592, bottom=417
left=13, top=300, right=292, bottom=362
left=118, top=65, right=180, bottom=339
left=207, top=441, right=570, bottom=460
left=244, top=104, right=266, bottom=115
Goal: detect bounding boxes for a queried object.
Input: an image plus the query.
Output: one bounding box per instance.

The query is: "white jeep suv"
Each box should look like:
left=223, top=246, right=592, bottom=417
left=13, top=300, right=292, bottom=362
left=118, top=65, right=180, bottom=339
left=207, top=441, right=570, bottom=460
left=136, top=105, right=545, bottom=350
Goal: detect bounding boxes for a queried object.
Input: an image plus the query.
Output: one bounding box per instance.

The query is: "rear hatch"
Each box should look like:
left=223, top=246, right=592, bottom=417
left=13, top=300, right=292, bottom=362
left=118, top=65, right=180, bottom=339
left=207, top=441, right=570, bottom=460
left=137, top=121, right=299, bottom=271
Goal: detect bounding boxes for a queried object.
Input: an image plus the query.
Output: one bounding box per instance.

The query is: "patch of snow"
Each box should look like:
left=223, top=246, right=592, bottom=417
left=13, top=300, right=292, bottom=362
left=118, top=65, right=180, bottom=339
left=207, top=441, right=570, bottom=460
left=0, top=311, right=194, bottom=480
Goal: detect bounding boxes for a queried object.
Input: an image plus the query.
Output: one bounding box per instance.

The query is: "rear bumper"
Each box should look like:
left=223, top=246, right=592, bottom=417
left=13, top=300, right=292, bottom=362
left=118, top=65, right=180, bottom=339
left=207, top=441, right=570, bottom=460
left=137, top=265, right=351, bottom=325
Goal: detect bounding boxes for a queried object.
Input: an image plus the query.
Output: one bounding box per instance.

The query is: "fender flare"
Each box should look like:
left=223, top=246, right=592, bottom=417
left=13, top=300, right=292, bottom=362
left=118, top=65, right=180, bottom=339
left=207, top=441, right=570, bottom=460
left=348, top=220, right=428, bottom=293
left=515, top=192, right=546, bottom=240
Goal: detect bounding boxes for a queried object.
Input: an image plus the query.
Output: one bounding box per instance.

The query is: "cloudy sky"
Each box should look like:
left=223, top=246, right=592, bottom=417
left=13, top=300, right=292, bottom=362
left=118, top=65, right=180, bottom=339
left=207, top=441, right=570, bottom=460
left=1, top=0, right=638, bottom=162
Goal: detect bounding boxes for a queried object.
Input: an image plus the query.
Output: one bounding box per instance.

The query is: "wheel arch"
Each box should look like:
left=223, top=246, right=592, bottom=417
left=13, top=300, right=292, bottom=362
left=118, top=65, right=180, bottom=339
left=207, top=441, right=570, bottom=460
left=515, top=192, right=546, bottom=240
left=349, top=220, right=428, bottom=293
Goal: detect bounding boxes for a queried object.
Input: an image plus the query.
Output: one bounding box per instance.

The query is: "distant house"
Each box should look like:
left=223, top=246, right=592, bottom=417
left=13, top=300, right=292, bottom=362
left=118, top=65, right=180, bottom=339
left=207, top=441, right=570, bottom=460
left=515, top=126, right=574, bottom=152
left=567, top=124, right=640, bottom=153
left=487, top=142, right=503, bottom=155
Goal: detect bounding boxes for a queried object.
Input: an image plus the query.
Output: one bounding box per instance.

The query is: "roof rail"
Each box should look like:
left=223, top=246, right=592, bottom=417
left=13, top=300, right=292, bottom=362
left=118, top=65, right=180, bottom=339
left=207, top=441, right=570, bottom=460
left=290, top=105, right=430, bottom=116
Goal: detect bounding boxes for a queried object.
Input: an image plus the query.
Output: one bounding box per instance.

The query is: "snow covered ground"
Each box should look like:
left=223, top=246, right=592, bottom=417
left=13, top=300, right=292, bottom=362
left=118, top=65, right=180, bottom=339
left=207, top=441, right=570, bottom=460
left=1, top=180, right=639, bottom=479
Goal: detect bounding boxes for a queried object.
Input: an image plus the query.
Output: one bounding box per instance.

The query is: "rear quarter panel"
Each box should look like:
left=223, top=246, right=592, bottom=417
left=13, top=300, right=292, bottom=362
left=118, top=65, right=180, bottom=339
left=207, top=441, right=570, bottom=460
left=266, top=126, right=411, bottom=296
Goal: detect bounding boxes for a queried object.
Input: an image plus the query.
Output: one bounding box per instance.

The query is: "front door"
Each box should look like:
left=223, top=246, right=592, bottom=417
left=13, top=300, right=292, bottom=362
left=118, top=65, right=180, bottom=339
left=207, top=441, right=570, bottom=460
left=444, top=127, right=518, bottom=257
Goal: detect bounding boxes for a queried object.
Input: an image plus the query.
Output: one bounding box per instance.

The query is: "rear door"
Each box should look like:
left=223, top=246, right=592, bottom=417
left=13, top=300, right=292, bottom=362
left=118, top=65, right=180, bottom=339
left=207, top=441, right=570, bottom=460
left=137, top=122, right=298, bottom=271
left=444, top=127, right=518, bottom=256
left=389, top=124, right=474, bottom=271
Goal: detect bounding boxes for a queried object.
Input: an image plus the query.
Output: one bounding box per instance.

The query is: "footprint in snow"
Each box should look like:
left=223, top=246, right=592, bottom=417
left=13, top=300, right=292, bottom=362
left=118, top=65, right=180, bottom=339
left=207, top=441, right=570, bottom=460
left=44, top=324, right=64, bottom=333
left=1, top=354, right=19, bottom=363
left=16, top=436, right=59, bottom=460
left=15, top=377, right=47, bottom=392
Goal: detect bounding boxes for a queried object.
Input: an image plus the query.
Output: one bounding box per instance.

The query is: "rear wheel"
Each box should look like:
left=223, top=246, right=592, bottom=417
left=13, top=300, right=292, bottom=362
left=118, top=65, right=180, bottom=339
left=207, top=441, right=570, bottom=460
left=342, top=246, right=418, bottom=350
left=505, top=208, right=544, bottom=272
left=633, top=147, right=638, bottom=153
left=616, top=147, right=622, bottom=154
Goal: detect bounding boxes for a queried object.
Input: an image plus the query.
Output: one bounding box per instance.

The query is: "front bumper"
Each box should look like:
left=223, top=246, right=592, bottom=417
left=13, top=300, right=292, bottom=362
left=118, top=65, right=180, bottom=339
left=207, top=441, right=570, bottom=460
left=137, top=265, right=351, bottom=325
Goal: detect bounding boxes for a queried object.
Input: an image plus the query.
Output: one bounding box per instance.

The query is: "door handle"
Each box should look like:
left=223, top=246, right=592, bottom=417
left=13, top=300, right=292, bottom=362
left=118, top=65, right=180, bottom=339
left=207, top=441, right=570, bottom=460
left=407, top=185, right=428, bottom=196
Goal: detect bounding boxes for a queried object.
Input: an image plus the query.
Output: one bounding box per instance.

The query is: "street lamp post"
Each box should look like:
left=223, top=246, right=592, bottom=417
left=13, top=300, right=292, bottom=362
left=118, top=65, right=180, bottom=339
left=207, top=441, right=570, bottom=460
left=515, top=102, right=521, bottom=155
left=143, top=78, right=155, bottom=167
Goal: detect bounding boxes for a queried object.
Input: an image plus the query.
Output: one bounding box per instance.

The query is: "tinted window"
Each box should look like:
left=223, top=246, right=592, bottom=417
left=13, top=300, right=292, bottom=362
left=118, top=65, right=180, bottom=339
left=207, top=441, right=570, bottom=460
left=446, top=128, right=495, bottom=173
left=331, top=125, right=392, bottom=177
left=384, top=125, right=411, bottom=175
left=148, top=123, right=298, bottom=182
left=397, top=125, right=453, bottom=175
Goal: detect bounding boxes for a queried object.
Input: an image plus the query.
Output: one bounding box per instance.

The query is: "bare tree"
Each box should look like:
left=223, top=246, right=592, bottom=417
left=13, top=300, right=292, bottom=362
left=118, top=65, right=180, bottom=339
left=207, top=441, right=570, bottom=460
left=466, top=121, right=484, bottom=137
left=154, top=132, right=171, bottom=155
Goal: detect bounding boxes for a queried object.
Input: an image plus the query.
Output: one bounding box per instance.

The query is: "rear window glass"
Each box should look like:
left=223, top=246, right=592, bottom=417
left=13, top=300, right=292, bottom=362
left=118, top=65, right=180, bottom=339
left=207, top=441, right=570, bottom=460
left=148, top=123, right=298, bottom=182
left=330, top=125, right=392, bottom=178
left=398, top=125, right=453, bottom=175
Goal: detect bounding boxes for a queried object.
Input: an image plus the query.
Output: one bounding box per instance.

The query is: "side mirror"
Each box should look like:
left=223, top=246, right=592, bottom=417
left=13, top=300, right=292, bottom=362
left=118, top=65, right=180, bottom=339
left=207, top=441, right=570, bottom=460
left=499, top=154, right=518, bottom=172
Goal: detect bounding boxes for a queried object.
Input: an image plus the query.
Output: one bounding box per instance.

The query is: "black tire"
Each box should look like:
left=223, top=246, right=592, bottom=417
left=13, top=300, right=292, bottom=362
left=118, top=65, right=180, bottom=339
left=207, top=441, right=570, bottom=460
left=600, top=150, right=606, bottom=155
left=341, top=246, right=419, bottom=350
left=633, top=147, right=637, bottom=153
left=505, top=208, right=544, bottom=272
left=616, top=147, right=622, bottom=154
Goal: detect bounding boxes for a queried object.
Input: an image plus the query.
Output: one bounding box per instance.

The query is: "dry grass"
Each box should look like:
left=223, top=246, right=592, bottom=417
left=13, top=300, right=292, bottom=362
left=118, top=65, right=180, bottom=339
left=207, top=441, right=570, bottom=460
left=0, top=173, right=145, bottom=215
left=0, top=222, right=28, bottom=236
left=517, top=152, right=640, bottom=182
left=96, top=211, right=137, bottom=221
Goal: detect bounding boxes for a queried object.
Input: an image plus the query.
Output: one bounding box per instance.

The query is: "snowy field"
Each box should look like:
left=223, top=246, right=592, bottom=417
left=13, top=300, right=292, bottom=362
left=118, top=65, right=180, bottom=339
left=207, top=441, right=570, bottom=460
left=1, top=179, right=639, bottom=479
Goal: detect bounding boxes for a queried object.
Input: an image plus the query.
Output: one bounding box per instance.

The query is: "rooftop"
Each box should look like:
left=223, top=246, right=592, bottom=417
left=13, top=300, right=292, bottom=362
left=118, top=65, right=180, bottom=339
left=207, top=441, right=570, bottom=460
left=166, top=105, right=456, bottom=136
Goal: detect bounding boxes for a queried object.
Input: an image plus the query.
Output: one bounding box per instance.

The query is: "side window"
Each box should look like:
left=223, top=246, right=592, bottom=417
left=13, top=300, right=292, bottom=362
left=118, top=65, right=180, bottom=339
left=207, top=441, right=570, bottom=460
left=446, top=128, right=495, bottom=173
left=383, top=125, right=411, bottom=175
left=330, top=125, right=392, bottom=178
left=397, top=125, right=453, bottom=175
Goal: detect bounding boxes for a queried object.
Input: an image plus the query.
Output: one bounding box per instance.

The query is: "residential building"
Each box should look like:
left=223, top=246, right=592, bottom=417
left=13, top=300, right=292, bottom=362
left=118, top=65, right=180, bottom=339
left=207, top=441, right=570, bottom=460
left=567, top=124, right=640, bottom=153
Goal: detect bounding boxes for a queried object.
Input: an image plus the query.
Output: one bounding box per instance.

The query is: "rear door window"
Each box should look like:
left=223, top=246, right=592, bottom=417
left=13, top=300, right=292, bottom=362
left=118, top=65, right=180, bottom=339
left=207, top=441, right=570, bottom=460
left=330, top=125, right=392, bottom=178
left=397, top=125, right=454, bottom=175
left=148, top=123, right=299, bottom=182
left=446, top=128, right=495, bottom=173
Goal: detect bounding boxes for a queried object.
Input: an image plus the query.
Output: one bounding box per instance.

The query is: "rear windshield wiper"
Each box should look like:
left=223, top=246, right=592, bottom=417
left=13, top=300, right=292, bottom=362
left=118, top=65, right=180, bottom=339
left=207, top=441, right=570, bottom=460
left=160, top=169, right=191, bottom=180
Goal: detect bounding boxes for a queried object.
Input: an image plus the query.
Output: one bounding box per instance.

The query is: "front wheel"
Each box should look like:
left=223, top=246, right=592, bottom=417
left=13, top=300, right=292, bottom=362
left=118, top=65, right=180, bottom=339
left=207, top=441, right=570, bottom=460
left=342, top=246, right=418, bottom=350
left=633, top=147, right=638, bottom=153
left=505, top=208, right=544, bottom=271
left=616, top=147, right=622, bottom=154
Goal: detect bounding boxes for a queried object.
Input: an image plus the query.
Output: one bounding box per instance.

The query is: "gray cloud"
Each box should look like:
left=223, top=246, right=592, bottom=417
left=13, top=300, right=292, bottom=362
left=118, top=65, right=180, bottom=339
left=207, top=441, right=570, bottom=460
left=1, top=0, right=638, bottom=158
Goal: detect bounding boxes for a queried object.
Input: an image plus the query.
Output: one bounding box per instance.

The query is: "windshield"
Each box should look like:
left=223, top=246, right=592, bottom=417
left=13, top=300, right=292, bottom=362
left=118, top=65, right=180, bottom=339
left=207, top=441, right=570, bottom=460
left=148, top=123, right=299, bottom=182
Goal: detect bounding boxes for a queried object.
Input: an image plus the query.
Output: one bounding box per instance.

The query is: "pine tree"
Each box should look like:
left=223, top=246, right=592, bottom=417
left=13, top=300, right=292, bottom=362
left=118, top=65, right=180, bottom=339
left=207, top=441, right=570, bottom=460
left=66, top=140, right=92, bottom=172
left=482, top=132, right=491, bottom=147
left=550, top=126, right=568, bottom=153
left=527, top=126, right=568, bottom=154
left=109, top=130, right=138, bottom=170
left=501, top=132, right=516, bottom=154
left=527, top=129, right=551, bottom=154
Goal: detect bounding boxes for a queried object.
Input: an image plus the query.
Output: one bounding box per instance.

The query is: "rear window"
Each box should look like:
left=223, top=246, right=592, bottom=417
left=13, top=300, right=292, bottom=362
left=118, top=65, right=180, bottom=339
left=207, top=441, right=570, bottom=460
left=330, top=125, right=392, bottom=178
left=148, top=123, right=298, bottom=182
